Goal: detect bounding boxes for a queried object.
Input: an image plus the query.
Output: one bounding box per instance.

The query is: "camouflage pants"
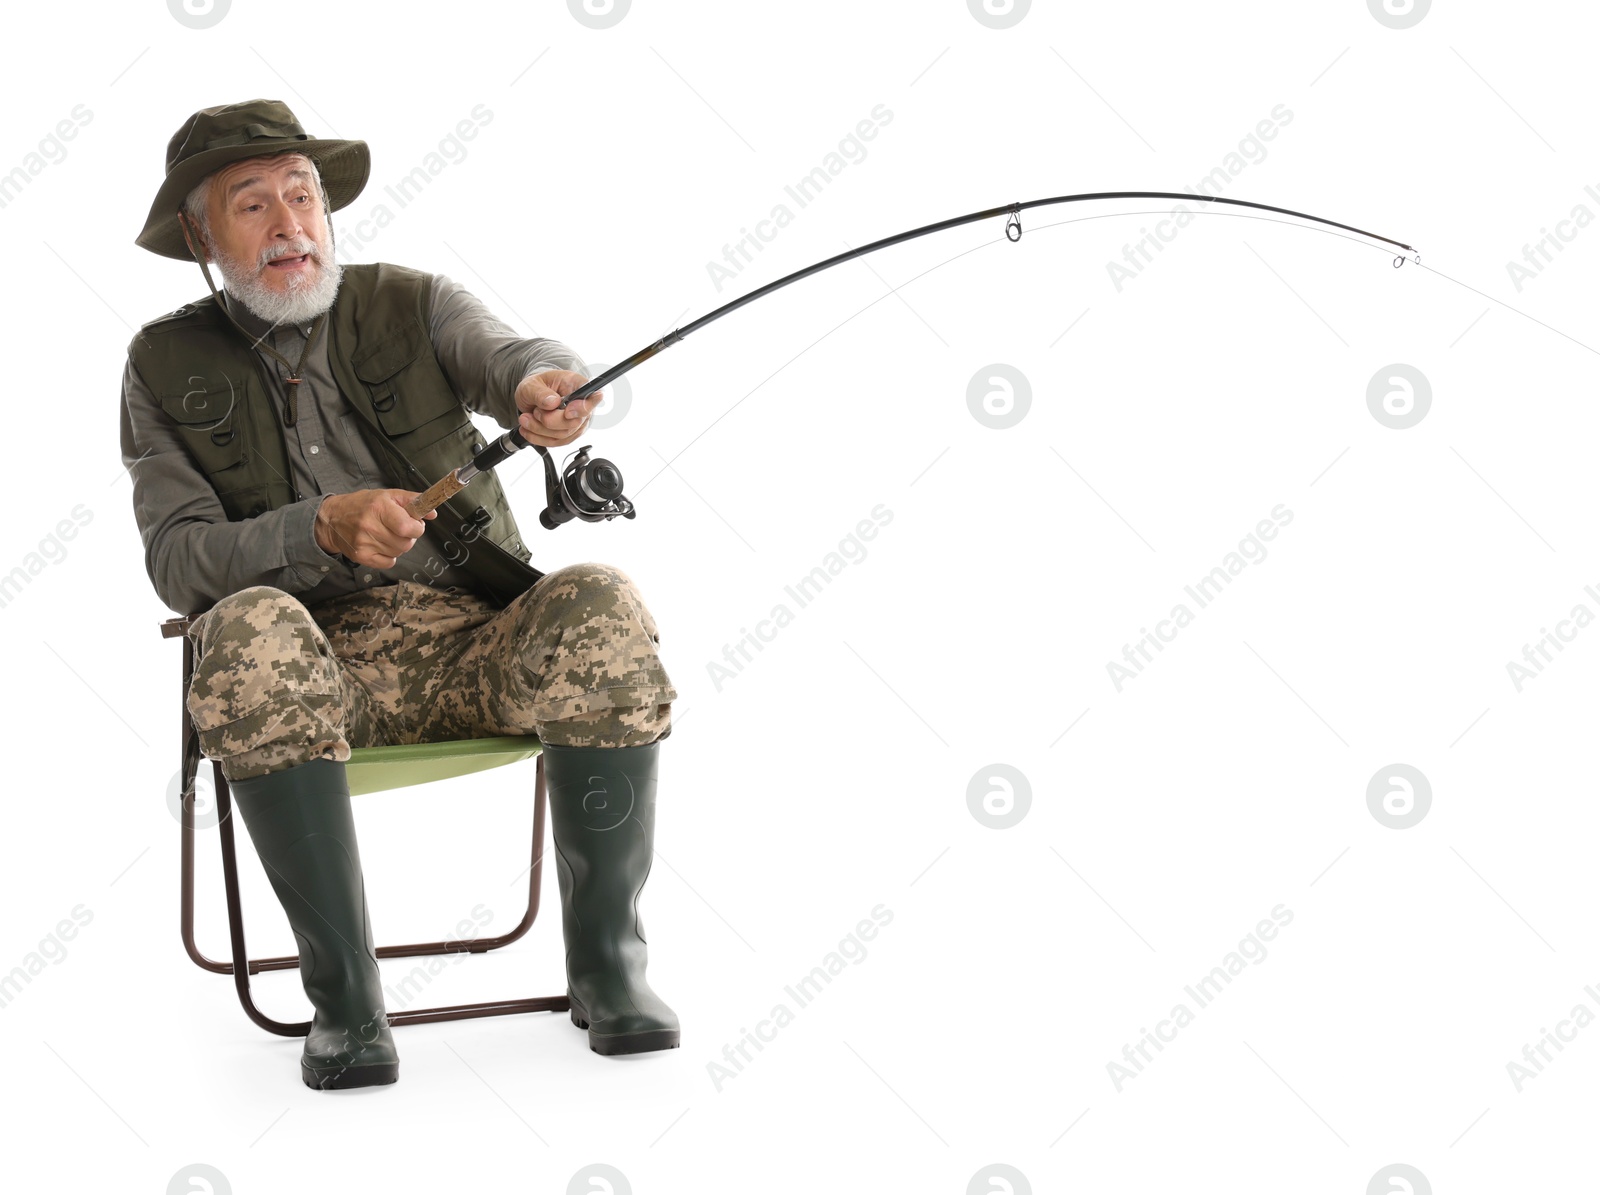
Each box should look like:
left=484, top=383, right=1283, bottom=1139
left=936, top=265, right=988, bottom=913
left=185, top=563, right=677, bottom=782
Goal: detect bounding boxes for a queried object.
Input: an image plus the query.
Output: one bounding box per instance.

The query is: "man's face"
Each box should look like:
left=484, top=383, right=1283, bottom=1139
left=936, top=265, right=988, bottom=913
left=195, top=151, right=342, bottom=324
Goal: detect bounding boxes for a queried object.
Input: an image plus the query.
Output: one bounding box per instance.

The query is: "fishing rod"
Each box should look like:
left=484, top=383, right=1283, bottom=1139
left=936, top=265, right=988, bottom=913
left=404, top=190, right=1418, bottom=526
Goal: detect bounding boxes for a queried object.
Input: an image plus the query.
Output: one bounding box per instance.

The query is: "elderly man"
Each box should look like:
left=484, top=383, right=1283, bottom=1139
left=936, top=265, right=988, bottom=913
left=122, top=99, right=681, bottom=1090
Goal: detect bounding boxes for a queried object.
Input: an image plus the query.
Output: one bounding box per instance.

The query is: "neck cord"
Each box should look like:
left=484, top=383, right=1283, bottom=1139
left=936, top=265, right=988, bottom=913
left=177, top=210, right=328, bottom=427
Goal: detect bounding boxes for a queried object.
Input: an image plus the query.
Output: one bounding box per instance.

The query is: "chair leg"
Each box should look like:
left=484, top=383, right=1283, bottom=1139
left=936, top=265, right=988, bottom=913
left=375, top=754, right=553, bottom=960
left=185, top=756, right=552, bottom=975
left=214, top=761, right=307, bottom=1037
left=178, top=637, right=236, bottom=977
left=207, top=752, right=570, bottom=1036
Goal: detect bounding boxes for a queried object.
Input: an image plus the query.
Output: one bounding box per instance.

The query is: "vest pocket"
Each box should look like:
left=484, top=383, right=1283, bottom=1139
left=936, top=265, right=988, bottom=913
left=156, top=375, right=288, bottom=519
left=158, top=380, right=247, bottom=477
left=370, top=377, right=463, bottom=448
left=353, top=323, right=463, bottom=448
left=224, top=484, right=274, bottom=521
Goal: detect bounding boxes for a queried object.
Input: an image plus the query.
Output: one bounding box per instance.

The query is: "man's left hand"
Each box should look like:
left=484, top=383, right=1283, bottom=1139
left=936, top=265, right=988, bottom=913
left=515, top=370, right=602, bottom=447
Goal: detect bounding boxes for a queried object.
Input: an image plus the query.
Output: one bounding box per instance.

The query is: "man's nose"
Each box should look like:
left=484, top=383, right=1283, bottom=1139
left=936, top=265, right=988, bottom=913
left=263, top=198, right=306, bottom=240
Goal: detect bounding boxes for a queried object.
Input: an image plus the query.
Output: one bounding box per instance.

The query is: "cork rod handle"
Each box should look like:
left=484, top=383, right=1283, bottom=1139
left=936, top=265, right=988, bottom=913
left=406, top=469, right=467, bottom=520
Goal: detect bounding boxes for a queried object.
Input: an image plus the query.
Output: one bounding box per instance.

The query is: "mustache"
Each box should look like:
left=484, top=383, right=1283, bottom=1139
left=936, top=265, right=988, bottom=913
left=259, top=239, right=320, bottom=268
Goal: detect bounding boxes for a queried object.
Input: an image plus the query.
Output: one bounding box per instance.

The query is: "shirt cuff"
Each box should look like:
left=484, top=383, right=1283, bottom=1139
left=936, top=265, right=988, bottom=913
left=289, top=496, right=345, bottom=580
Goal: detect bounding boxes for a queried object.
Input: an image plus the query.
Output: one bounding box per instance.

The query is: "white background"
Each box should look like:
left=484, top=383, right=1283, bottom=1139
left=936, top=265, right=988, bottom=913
left=3, top=0, right=1597, bottom=1191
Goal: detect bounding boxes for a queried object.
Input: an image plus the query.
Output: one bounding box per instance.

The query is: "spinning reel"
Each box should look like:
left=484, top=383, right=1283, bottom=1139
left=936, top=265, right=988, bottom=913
left=535, top=443, right=636, bottom=529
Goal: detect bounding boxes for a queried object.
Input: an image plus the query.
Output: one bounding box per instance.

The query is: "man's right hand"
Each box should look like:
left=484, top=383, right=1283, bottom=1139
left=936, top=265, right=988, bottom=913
left=315, top=490, right=436, bottom=569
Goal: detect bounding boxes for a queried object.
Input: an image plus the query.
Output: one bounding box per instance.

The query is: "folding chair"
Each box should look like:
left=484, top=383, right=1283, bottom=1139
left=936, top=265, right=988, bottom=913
left=161, top=613, right=571, bottom=1037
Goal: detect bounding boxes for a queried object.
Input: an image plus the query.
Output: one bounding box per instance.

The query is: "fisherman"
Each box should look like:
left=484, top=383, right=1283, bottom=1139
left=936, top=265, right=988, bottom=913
left=121, top=98, right=681, bottom=1089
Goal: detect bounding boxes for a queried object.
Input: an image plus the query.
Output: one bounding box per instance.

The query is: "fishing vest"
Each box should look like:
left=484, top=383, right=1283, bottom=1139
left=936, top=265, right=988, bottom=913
left=129, top=262, right=545, bottom=608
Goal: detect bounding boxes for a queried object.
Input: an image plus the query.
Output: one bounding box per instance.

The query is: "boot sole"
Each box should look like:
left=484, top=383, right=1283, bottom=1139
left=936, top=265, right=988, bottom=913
left=302, top=1060, right=399, bottom=1090
left=570, top=1005, right=681, bottom=1055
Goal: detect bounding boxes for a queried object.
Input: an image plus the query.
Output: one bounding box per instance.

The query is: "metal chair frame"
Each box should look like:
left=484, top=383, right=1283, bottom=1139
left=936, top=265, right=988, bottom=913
left=162, top=613, right=570, bottom=1037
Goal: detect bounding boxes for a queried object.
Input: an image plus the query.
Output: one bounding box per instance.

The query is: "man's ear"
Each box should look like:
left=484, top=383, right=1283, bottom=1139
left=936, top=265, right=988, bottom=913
left=177, top=211, right=210, bottom=264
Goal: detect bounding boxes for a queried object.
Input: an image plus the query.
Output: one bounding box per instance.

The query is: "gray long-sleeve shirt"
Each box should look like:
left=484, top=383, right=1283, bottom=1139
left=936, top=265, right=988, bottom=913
left=120, top=271, right=588, bottom=616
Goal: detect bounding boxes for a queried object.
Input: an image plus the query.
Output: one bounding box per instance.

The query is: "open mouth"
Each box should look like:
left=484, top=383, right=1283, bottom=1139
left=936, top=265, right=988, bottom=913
left=267, top=254, right=312, bottom=270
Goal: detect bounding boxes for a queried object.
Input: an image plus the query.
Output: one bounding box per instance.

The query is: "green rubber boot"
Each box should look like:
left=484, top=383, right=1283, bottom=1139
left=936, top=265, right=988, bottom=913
left=226, top=757, right=399, bottom=1090
left=543, top=739, right=681, bottom=1055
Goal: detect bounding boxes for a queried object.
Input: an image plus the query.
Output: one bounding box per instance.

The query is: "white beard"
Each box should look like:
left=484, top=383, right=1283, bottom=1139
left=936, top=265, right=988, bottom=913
left=216, top=221, right=343, bottom=325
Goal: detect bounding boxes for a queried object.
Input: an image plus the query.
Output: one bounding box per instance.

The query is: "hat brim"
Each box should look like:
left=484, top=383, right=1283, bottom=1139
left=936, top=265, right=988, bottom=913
left=135, top=137, right=370, bottom=262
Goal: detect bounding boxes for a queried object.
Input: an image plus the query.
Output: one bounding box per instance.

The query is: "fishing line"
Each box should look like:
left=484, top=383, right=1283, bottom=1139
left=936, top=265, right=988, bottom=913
left=1414, top=261, right=1600, bottom=359
left=1022, top=208, right=1599, bottom=357
left=1022, top=206, right=1412, bottom=262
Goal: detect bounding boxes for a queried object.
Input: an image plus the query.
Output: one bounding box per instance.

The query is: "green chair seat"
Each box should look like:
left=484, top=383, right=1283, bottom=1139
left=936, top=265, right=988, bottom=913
left=344, top=735, right=543, bottom=796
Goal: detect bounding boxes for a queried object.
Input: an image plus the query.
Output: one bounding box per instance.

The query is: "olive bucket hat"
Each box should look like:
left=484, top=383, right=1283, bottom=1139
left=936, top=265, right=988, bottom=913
left=135, top=97, right=369, bottom=262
